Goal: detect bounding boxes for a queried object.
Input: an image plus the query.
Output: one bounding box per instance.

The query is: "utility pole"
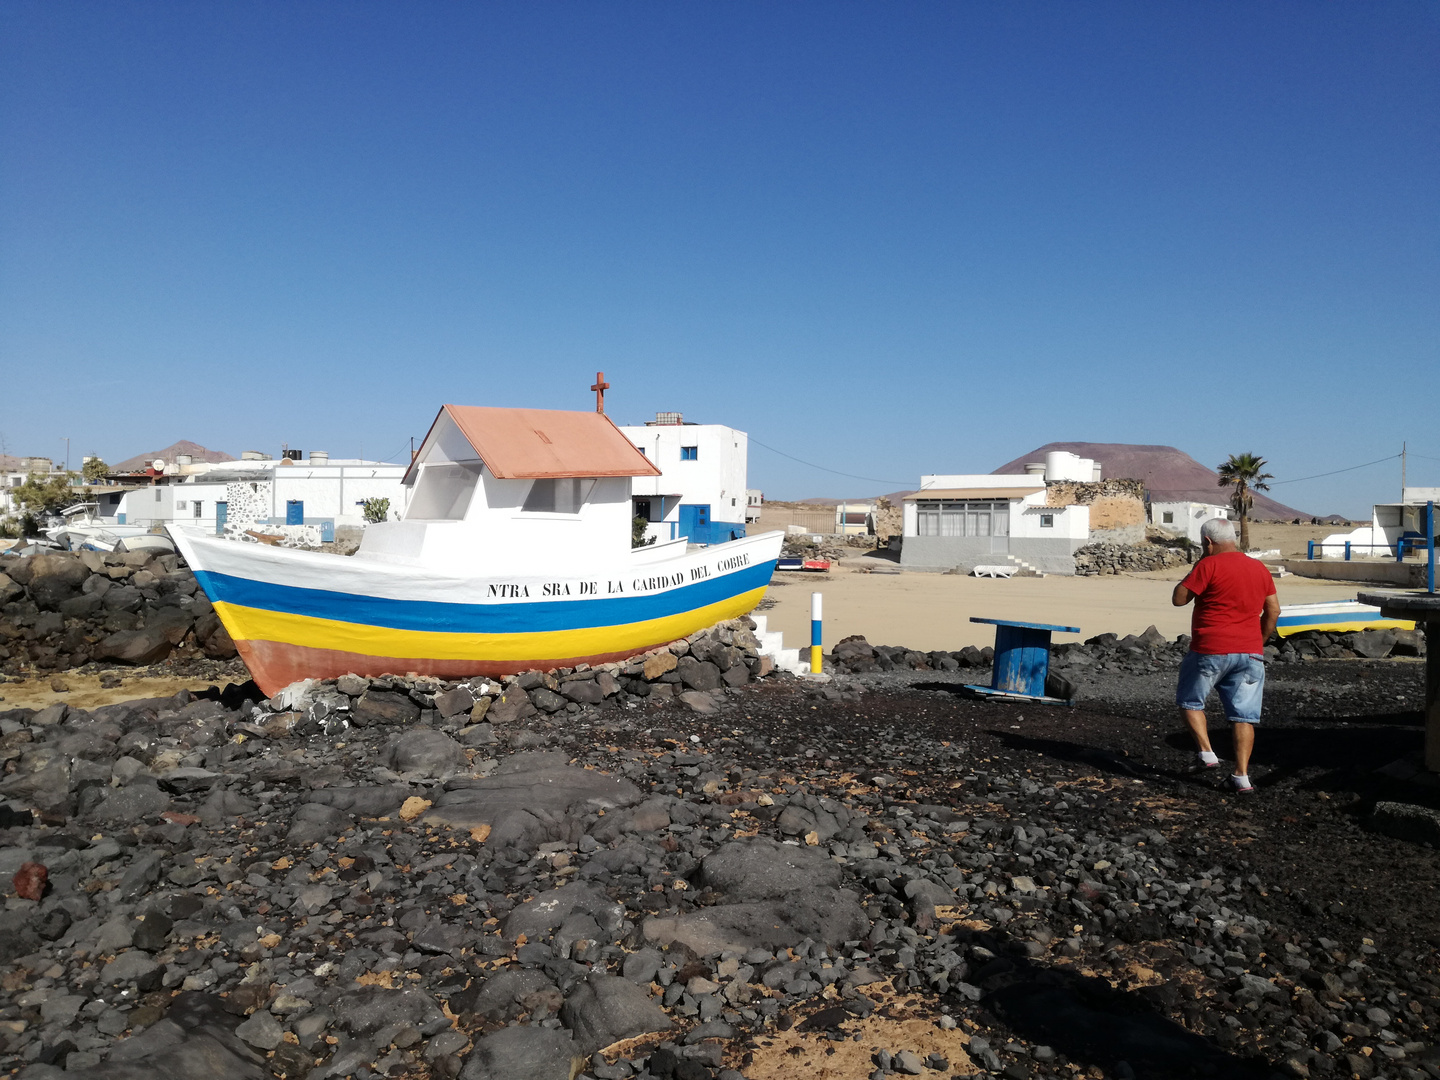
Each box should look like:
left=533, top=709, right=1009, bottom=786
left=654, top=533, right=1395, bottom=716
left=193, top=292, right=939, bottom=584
left=63, top=437, right=70, bottom=473
left=1401, top=441, right=1407, bottom=502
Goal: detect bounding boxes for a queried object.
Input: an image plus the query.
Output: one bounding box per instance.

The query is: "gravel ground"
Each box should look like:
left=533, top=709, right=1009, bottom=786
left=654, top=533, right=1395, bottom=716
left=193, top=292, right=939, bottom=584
left=1, top=647, right=1436, bottom=1080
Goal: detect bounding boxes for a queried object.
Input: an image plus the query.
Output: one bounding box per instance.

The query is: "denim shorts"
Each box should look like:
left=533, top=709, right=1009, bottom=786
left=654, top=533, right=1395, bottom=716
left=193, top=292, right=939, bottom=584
left=1176, top=651, right=1265, bottom=723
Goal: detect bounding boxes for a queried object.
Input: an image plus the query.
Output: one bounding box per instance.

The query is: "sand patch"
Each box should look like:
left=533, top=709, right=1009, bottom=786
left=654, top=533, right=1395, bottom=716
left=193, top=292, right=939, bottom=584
left=738, top=990, right=976, bottom=1079
left=0, top=672, right=230, bottom=711
left=759, top=562, right=1362, bottom=654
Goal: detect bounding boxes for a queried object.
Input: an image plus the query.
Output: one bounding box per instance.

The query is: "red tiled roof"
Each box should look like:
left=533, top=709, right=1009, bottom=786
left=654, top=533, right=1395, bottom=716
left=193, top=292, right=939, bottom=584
left=416, top=405, right=663, bottom=481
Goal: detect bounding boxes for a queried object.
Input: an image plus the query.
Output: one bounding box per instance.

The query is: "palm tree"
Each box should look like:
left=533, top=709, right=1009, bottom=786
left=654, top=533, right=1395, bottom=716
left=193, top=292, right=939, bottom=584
left=1217, top=453, right=1274, bottom=551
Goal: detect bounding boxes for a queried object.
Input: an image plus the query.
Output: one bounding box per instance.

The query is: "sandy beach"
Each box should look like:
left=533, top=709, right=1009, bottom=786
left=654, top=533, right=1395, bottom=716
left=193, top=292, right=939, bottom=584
left=761, top=561, right=1366, bottom=652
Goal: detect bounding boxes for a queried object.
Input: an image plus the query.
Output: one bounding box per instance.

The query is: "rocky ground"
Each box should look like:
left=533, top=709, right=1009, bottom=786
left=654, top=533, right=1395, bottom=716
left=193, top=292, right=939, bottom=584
left=1, top=630, right=1438, bottom=1080
left=781, top=535, right=878, bottom=563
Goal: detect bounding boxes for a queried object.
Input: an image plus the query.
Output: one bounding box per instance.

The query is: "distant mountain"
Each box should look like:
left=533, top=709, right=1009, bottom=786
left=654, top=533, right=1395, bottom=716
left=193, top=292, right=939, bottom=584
left=991, top=442, right=1313, bottom=520
left=113, top=440, right=235, bottom=473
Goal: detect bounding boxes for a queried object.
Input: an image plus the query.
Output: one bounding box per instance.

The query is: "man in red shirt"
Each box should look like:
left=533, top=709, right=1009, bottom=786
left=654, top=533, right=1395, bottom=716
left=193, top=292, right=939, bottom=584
left=1172, top=517, right=1280, bottom=793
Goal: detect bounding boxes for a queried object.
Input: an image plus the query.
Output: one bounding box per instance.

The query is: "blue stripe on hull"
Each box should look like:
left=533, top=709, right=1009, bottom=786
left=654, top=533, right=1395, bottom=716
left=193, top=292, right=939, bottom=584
left=1276, top=613, right=1384, bottom=627
left=192, top=561, right=778, bottom=635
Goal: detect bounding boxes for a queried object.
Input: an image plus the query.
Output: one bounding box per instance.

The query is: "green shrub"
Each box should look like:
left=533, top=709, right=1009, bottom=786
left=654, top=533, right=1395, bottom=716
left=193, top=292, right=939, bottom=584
left=632, top=515, right=655, bottom=548
left=362, top=497, right=391, bottom=524
left=12, top=472, right=81, bottom=518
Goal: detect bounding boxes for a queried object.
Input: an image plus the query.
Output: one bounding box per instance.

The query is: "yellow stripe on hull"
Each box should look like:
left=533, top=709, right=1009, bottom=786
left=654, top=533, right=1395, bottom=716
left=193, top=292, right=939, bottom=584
left=1276, top=618, right=1414, bottom=638
left=212, top=585, right=769, bottom=662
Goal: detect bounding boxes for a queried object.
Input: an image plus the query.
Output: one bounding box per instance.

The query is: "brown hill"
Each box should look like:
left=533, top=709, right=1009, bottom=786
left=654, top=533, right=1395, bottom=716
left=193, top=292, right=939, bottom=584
left=992, top=442, right=1312, bottom=520
left=794, top=494, right=917, bottom=507
left=113, top=440, right=235, bottom=473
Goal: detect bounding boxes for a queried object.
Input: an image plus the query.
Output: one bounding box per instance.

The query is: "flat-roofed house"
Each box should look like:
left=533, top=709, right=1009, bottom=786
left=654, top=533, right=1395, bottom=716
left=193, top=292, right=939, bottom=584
left=901, top=473, right=1090, bottom=574
left=620, top=413, right=749, bottom=546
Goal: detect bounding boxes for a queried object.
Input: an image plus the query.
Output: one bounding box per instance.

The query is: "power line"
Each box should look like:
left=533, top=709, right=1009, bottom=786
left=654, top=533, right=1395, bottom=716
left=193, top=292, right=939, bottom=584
left=748, top=436, right=910, bottom=488
left=374, top=439, right=412, bottom=466
left=1268, top=453, right=1400, bottom=486
left=1407, top=451, right=1440, bottom=463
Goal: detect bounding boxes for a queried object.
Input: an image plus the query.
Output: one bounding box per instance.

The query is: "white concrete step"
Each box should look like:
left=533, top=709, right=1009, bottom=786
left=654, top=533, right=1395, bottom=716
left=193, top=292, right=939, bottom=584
left=758, top=632, right=786, bottom=653
left=773, top=648, right=810, bottom=675
left=1003, top=554, right=1046, bottom=578
left=749, top=614, right=811, bottom=674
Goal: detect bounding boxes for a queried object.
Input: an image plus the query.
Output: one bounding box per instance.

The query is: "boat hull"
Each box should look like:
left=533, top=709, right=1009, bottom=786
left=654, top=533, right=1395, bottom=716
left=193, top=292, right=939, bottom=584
left=168, top=528, right=783, bottom=695
left=1276, top=600, right=1415, bottom=638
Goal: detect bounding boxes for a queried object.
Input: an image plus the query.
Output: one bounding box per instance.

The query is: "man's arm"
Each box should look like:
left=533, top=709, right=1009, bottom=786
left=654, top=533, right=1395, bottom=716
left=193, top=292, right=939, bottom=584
left=1172, top=582, right=1194, bottom=607
left=1260, top=593, right=1280, bottom=642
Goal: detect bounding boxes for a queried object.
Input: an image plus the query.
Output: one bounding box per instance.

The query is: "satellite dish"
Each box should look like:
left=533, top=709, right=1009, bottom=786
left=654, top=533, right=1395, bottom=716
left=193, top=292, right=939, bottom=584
left=152, top=459, right=166, bottom=471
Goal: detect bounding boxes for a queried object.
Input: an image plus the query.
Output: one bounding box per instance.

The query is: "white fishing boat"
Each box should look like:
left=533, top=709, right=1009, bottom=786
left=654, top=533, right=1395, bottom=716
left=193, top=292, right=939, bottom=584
left=45, top=503, right=176, bottom=554
left=170, top=404, right=782, bottom=696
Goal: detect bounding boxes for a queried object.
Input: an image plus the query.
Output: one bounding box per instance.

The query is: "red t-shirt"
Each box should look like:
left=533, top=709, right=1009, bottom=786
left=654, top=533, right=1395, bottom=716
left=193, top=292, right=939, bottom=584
left=1180, top=551, right=1277, bottom=655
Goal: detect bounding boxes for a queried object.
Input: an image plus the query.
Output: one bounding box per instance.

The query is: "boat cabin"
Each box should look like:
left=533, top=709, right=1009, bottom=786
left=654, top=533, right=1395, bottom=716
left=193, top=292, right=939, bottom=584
left=357, top=405, right=662, bottom=570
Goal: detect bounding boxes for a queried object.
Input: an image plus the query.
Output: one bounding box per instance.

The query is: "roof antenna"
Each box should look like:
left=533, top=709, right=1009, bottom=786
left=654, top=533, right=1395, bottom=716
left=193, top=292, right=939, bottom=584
left=591, top=371, right=610, bottom=414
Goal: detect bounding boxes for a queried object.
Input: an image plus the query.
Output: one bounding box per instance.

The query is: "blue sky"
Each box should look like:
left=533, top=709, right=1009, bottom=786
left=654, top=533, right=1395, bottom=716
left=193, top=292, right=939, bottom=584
left=2, top=2, right=1436, bottom=516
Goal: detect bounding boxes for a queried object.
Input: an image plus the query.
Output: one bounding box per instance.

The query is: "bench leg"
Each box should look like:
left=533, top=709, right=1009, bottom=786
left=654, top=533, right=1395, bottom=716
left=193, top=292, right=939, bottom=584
left=992, top=625, right=1052, bottom=697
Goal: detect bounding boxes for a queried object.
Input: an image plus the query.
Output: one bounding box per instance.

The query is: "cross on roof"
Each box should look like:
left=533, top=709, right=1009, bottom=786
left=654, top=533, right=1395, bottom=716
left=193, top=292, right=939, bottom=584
left=591, top=371, right=610, bottom=413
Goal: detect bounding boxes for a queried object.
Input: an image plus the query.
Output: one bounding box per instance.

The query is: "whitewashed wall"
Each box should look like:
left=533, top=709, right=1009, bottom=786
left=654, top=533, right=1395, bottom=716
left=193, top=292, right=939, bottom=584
left=1150, top=501, right=1229, bottom=543
left=621, top=424, right=749, bottom=529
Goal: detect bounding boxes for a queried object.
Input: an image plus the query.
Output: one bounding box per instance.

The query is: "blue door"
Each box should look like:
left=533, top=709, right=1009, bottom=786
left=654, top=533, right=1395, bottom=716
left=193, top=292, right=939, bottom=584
left=679, top=504, right=711, bottom=544
left=286, top=500, right=304, bottom=525
left=215, top=502, right=228, bottom=535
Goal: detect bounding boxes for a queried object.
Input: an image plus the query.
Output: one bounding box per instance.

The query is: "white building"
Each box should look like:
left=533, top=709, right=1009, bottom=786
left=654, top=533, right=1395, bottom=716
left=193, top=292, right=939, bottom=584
left=620, top=414, right=749, bottom=545
left=1317, top=487, right=1440, bottom=559
left=1032, top=451, right=1103, bottom=482
left=745, top=490, right=763, bottom=524
left=0, top=470, right=30, bottom=520
left=111, top=453, right=409, bottom=540
left=834, top=502, right=875, bottom=536
left=900, top=456, right=1094, bottom=574
left=1150, top=501, right=1229, bottom=544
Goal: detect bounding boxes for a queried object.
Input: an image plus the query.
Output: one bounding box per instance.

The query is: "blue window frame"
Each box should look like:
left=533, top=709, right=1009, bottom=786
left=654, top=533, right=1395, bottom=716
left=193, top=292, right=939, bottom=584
left=680, top=446, right=698, bottom=461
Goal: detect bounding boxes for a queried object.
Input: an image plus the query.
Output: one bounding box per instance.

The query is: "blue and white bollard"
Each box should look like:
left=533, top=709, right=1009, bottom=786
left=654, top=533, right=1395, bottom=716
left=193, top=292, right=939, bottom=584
left=810, top=592, right=823, bottom=675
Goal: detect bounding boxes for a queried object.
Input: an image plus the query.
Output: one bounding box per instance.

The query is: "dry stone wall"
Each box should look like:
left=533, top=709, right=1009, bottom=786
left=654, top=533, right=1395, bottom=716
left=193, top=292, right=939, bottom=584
left=1073, top=541, right=1190, bottom=575
left=1044, top=479, right=1148, bottom=545
left=824, top=623, right=1424, bottom=676
left=0, top=551, right=234, bottom=676
left=1043, top=478, right=1147, bottom=507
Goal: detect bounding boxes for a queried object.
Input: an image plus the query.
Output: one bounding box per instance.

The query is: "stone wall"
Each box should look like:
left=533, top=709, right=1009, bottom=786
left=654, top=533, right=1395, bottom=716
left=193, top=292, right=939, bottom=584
left=1045, top=479, right=1147, bottom=545
left=0, top=550, right=235, bottom=675
left=222, top=479, right=271, bottom=535
left=222, top=480, right=322, bottom=548
left=1073, top=541, right=1189, bottom=575
left=1044, top=478, right=1147, bottom=507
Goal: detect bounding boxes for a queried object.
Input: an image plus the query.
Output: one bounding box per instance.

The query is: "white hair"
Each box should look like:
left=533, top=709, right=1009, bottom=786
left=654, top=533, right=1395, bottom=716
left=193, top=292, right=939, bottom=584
left=1200, top=517, right=1237, bottom=544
